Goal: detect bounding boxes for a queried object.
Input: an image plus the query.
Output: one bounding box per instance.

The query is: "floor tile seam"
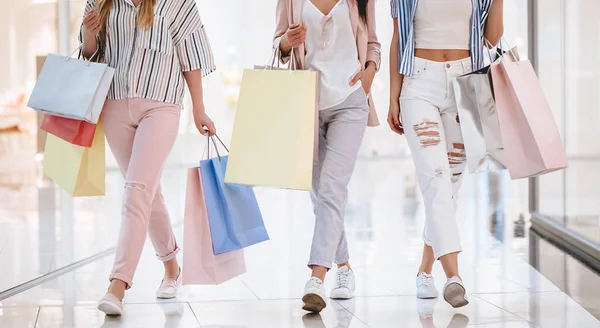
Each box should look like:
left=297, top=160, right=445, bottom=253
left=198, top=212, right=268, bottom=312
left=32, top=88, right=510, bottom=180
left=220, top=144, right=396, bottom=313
left=184, top=298, right=373, bottom=328
left=185, top=302, right=203, bottom=328
left=471, top=294, right=542, bottom=328
left=371, top=279, right=405, bottom=298
left=8, top=299, right=261, bottom=309
left=331, top=299, right=372, bottom=327
left=470, top=291, right=561, bottom=296
left=184, top=295, right=400, bottom=303
left=495, top=274, right=559, bottom=293
left=127, top=298, right=259, bottom=305
left=33, top=306, right=41, bottom=328
left=237, top=278, right=261, bottom=301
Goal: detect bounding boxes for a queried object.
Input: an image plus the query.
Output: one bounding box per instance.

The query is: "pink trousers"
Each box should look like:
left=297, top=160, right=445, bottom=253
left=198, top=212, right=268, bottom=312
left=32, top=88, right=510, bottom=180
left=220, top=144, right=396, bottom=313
left=102, top=98, right=181, bottom=289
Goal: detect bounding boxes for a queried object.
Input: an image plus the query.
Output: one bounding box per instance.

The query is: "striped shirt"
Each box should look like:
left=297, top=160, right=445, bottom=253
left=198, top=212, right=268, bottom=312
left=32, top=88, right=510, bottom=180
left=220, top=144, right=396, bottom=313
left=390, top=0, right=493, bottom=76
left=80, top=0, right=216, bottom=105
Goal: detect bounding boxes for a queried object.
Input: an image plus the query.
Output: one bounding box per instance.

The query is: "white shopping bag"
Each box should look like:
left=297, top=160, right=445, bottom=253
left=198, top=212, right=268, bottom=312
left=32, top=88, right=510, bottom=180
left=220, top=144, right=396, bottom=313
left=28, top=53, right=114, bottom=124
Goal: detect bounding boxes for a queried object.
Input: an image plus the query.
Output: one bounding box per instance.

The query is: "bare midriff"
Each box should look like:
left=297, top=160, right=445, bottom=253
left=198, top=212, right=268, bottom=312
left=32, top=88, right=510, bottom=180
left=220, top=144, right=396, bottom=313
left=414, top=49, right=470, bottom=62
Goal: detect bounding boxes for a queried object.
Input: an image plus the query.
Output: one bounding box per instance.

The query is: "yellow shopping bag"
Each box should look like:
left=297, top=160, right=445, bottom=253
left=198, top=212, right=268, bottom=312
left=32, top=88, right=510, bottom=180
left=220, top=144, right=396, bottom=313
left=225, top=69, right=318, bottom=191
left=43, top=122, right=105, bottom=197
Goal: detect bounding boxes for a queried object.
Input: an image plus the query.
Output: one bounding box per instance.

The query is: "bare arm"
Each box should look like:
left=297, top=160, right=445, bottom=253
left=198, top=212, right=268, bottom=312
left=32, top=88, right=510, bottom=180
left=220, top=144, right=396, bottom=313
left=389, top=18, right=403, bottom=104
left=484, top=0, right=504, bottom=46
left=184, top=70, right=215, bottom=135
left=82, top=31, right=98, bottom=59
left=387, top=18, right=404, bottom=135
left=81, top=8, right=101, bottom=59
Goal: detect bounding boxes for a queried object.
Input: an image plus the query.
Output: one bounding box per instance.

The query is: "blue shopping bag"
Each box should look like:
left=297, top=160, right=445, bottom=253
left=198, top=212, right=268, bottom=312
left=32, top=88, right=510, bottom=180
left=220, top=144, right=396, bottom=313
left=200, top=155, right=269, bottom=254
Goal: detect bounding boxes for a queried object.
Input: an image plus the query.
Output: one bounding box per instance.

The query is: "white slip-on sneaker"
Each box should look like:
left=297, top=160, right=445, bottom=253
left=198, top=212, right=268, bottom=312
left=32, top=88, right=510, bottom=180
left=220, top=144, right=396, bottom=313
left=302, top=277, right=327, bottom=313
left=416, top=272, right=438, bottom=299
left=443, top=276, right=469, bottom=308
left=98, top=293, right=123, bottom=316
left=330, top=266, right=356, bottom=300
left=156, top=268, right=182, bottom=299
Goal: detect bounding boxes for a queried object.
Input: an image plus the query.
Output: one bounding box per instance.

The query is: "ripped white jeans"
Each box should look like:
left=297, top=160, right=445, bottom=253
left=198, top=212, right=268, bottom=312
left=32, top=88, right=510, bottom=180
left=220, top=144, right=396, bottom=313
left=400, top=57, right=471, bottom=259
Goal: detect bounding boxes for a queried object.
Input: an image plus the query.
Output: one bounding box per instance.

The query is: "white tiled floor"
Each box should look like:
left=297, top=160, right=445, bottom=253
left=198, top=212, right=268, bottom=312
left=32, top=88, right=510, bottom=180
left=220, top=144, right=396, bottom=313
left=0, top=158, right=598, bottom=327
left=0, top=1, right=598, bottom=326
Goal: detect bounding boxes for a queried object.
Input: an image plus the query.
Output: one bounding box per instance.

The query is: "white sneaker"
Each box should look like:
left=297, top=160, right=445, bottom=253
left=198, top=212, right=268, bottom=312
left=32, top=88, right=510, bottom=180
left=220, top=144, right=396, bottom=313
left=302, top=277, right=327, bottom=313
left=330, top=266, right=355, bottom=300
left=443, top=276, right=469, bottom=308
left=416, top=273, right=438, bottom=299
left=156, top=268, right=181, bottom=299
left=416, top=298, right=437, bottom=319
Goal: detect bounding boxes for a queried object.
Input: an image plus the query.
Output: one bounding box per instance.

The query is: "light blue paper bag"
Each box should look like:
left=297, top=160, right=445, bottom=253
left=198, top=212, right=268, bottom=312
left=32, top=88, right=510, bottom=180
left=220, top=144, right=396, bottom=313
left=200, top=155, right=269, bottom=254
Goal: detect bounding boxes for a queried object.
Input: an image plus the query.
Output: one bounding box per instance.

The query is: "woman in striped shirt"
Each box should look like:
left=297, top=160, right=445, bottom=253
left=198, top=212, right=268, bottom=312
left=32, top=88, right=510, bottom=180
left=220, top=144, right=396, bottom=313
left=387, top=0, right=503, bottom=308
left=81, top=0, right=216, bottom=316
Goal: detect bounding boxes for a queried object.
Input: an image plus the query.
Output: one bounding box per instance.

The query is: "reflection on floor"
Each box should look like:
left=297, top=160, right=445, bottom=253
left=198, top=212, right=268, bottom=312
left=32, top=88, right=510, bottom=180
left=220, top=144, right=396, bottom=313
left=0, top=158, right=599, bottom=327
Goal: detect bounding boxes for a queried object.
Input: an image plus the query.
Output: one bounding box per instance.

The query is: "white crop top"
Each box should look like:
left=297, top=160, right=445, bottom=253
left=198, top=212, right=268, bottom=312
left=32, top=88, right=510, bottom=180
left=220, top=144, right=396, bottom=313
left=303, top=0, right=362, bottom=110
left=414, top=0, right=473, bottom=50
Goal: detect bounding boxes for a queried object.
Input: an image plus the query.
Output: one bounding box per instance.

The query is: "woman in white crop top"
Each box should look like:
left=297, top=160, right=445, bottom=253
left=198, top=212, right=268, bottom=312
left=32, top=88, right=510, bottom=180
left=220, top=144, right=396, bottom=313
left=388, top=0, right=504, bottom=309
left=274, top=0, right=381, bottom=314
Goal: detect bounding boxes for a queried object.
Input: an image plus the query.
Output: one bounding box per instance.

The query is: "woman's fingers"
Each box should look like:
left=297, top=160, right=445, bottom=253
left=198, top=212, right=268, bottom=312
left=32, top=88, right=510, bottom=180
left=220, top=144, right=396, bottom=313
left=289, top=33, right=306, bottom=47
left=387, top=118, right=404, bottom=135
left=84, top=17, right=101, bottom=32
left=84, top=11, right=98, bottom=24
left=207, top=121, right=217, bottom=135
left=349, top=72, right=362, bottom=86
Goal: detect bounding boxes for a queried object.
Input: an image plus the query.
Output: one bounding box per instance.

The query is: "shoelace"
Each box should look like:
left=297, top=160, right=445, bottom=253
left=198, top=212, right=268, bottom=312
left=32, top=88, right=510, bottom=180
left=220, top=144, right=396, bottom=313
left=336, top=271, right=349, bottom=287
left=310, top=277, right=323, bottom=288
left=420, top=274, right=433, bottom=287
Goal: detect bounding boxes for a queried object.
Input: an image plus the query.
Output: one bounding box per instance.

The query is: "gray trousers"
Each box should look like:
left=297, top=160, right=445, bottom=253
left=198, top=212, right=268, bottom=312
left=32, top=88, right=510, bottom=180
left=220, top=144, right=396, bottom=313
left=308, top=88, right=369, bottom=269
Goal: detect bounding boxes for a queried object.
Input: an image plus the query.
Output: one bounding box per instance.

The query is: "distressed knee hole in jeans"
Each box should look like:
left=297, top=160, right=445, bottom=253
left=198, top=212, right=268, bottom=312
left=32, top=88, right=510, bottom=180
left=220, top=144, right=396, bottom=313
left=423, top=167, right=448, bottom=194
left=452, top=173, right=462, bottom=183
left=413, top=120, right=440, bottom=148
left=448, top=143, right=466, bottom=167
left=125, top=181, right=146, bottom=191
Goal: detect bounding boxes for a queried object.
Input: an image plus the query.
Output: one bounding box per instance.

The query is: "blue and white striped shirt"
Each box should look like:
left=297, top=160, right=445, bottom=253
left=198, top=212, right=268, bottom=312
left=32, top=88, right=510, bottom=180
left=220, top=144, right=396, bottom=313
left=390, top=0, right=493, bottom=76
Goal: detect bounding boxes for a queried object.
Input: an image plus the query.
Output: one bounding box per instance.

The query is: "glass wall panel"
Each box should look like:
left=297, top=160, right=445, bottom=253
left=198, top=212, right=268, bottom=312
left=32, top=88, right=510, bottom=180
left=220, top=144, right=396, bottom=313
left=563, top=0, right=600, bottom=242
left=537, top=0, right=600, bottom=244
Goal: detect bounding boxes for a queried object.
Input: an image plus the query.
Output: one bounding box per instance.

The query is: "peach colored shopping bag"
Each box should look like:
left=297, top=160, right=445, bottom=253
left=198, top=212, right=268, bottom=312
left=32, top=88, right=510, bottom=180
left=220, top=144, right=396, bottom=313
left=225, top=68, right=318, bottom=190
left=182, top=167, right=246, bottom=285
left=490, top=59, right=568, bottom=179
left=43, top=121, right=105, bottom=196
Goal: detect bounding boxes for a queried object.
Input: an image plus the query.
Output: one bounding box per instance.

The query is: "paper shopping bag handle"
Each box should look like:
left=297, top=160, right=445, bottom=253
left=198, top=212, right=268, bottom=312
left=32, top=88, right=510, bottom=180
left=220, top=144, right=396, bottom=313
left=484, top=37, right=519, bottom=64
left=265, top=45, right=297, bottom=71
left=204, top=134, right=230, bottom=161
left=69, top=36, right=103, bottom=65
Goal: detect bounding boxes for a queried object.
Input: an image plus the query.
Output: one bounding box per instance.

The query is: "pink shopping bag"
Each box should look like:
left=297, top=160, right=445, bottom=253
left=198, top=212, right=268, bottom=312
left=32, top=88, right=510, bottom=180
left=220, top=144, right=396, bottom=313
left=182, top=167, right=246, bottom=285
left=490, top=59, right=568, bottom=179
